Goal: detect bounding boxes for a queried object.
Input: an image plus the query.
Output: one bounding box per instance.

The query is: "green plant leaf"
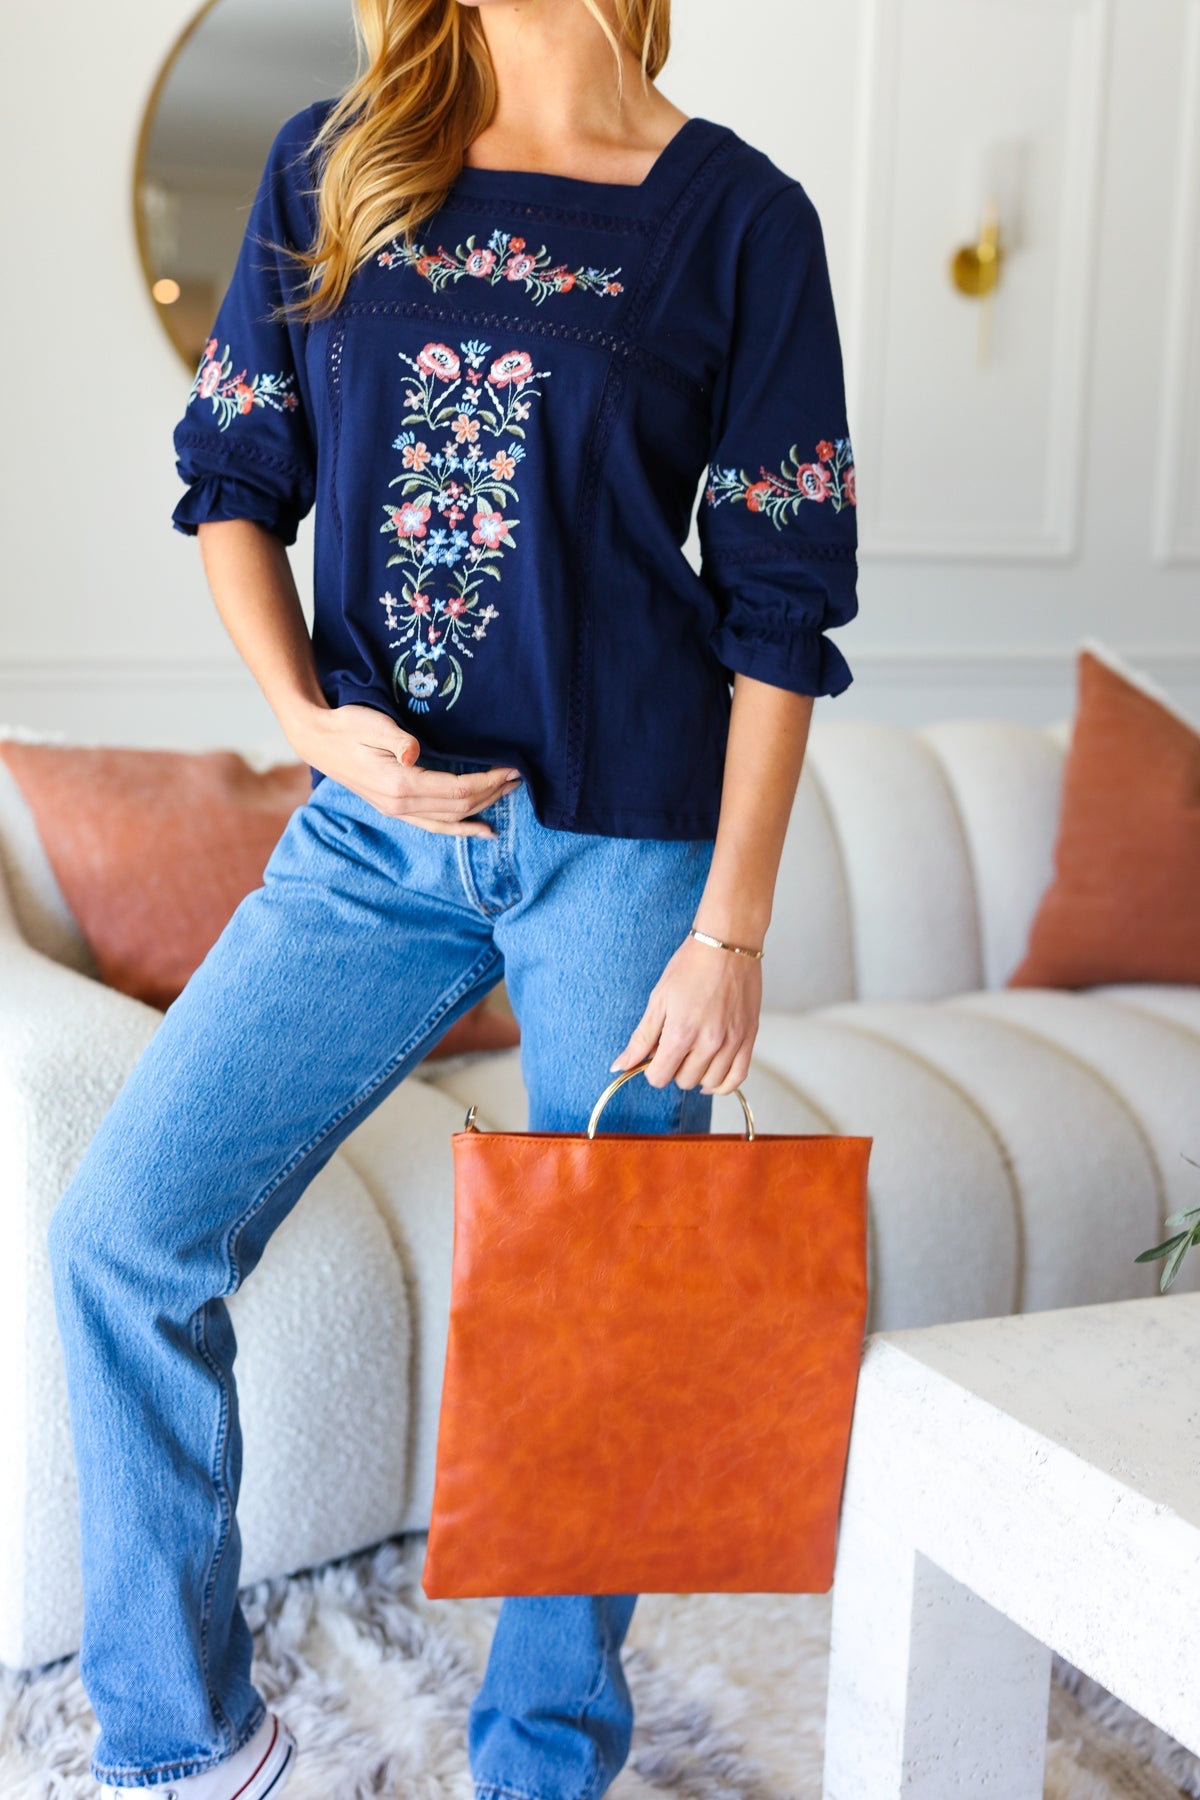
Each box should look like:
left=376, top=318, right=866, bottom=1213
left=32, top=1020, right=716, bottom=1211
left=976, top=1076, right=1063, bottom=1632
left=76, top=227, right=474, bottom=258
left=1160, top=1234, right=1193, bottom=1291
left=1135, top=1231, right=1188, bottom=1264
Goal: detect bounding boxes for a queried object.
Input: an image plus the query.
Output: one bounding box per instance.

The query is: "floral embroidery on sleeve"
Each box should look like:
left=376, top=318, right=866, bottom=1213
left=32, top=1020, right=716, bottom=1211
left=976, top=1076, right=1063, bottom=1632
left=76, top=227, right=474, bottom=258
left=705, top=437, right=856, bottom=528
left=378, top=230, right=623, bottom=305
left=378, top=337, right=550, bottom=713
left=186, top=339, right=299, bottom=432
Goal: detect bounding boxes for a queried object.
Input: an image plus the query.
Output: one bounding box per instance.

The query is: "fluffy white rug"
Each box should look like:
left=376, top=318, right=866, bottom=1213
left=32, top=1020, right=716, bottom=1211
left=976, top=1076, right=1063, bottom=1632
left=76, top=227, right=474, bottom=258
left=2, top=1535, right=1198, bottom=1799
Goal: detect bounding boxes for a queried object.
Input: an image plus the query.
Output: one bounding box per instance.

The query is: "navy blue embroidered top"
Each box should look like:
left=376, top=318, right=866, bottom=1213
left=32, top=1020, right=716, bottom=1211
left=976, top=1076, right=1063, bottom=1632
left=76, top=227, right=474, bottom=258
left=172, top=100, right=859, bottom=839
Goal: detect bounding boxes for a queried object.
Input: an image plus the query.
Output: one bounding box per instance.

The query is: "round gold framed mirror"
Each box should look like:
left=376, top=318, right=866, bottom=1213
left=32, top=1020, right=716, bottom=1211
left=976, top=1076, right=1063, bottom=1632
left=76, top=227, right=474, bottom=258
left=134, top=0, right=357, bottom=371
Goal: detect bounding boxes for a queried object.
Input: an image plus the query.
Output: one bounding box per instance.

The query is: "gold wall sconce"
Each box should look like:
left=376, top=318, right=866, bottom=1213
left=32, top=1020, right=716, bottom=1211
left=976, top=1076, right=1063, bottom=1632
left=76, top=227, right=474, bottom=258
left=949, top=200, right=1005, bottom=365
left=951, top=201, right=1004, bottom=298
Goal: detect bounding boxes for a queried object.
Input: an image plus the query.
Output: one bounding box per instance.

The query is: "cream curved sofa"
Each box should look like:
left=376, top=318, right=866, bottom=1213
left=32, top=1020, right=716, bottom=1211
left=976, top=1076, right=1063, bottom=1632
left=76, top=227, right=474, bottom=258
left=1, top=715, right=1197, bottom=1670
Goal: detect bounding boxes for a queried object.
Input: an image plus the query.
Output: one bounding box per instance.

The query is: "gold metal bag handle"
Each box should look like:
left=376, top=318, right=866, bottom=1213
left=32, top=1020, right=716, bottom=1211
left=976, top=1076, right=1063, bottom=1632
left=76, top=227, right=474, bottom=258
left=587, top=1054, right=756, bottom=1140
left=463, top=1052, right=756, bottom=1139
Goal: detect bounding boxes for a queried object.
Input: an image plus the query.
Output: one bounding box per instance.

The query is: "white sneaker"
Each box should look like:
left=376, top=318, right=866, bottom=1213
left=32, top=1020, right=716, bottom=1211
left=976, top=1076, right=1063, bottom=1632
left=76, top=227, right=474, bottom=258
left=100, top=1711, right=296, bottom=1799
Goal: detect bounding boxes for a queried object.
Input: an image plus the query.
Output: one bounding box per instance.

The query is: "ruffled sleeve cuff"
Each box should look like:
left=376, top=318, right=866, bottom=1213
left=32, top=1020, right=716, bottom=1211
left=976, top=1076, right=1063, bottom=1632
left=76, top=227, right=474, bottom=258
left=709, top=618, right=854, bottom=697
left=172, top=472, right=305, bottom=547
left=703, top=546, right=858, bottom=698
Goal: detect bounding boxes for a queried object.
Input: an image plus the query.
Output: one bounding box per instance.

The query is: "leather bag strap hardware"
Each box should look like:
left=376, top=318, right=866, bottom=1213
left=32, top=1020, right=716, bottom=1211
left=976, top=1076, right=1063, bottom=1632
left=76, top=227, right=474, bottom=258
left=463, top=1053, right=756, bottom=1141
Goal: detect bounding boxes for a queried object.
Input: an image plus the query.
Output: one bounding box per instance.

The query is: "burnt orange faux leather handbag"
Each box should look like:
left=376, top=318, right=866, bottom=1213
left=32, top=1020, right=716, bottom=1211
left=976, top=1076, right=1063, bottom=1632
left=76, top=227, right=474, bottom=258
left=421, top=1056, right=872, bottom=1600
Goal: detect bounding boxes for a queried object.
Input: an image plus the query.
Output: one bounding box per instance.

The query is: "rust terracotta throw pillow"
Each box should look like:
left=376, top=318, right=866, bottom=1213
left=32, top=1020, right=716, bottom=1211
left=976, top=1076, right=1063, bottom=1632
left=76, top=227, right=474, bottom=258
left=1007, top=643, right=1200, bottom=988
left=0, top=742, right=521, bottom=1056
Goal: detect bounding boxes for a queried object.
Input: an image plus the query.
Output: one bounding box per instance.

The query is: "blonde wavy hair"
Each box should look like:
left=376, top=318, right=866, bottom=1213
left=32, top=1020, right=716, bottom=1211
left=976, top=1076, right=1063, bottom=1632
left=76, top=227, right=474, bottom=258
left=285, top=0, right=672, bottom=321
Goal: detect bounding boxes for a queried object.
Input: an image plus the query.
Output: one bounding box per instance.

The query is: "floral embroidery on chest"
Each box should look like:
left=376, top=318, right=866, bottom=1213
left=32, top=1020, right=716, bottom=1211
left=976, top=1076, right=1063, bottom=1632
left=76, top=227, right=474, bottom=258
left=705, top=437, right=856, bottom=526
left=378, top=338, right=549, bottom=713
left=185, top=339, right=299, bottom=431
left=378, top=229, right=623, bottom=305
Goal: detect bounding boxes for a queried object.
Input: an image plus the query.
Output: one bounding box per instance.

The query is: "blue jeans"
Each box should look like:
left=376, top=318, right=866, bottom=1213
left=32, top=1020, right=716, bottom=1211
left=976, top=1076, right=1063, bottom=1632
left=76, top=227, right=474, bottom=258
left=47, top=763, right=716, bottom=1797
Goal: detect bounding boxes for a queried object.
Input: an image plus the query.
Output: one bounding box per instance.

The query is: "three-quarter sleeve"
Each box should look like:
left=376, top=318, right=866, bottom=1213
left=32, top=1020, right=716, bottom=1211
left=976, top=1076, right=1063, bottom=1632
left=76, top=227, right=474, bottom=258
left=697, top=180, right=858, bottom=697
left=171, top=106, right=323, bottom=547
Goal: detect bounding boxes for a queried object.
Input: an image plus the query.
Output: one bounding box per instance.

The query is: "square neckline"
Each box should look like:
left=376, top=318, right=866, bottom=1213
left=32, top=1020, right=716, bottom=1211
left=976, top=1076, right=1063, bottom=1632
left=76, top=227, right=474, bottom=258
left=448, top=116, right=724, bottom=211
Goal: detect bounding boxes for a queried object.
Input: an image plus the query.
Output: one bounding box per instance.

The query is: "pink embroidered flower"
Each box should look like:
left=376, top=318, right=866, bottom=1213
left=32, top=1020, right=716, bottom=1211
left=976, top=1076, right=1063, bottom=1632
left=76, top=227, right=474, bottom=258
left=197, top=360, right=223, bottom=400
left=452, top=413, right=481, bottom=444
left=391, top=502, right=432, bottom=538
left=816, top=440, right=835, bottom=462
left=282, top=393, right=299, bottom=410
left=234, top=382, right=255, bottom=415
left=472, top=509, right=512, bottom=548
left=382, top=231, right=622, bottom=305
left=445, top=596, right=468, bottom=619
left=745, top=480, right=773, bottom=513
left=408, top=590, right=431, bottom=613
left=402, top=440, right=431, bottom=471
left=795, top=462, right=832, bottom=502
left=844, top=465, right=857, bottom=505
left=490, top=450, right=517, bottom=480
left=489, top=350, right=534, bottom=388
left=417, top=342, right=461, bottom=382
left=204, top=338, right=219, bottom=362
left=428, top=627, right=441, bottom=642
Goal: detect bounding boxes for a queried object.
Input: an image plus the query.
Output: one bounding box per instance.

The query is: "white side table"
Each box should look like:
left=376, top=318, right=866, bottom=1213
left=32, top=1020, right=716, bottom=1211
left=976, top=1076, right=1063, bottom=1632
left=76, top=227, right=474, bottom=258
left=823, top=1293, right=1200, bottom=1798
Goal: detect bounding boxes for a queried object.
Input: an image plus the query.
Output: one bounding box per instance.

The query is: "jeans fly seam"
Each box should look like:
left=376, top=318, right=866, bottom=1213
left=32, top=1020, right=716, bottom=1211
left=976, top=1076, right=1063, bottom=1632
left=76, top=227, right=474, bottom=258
left=494, top=794, right=522, bottom=909
left=454, top=834, right=499, bottom=920
left=222, top=942, right=502, bottom=1290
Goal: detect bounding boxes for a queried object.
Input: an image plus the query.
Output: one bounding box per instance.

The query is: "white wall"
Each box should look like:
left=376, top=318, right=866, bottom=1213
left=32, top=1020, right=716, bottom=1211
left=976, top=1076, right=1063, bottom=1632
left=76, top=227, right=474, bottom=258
left=1, top=0, right=1197, bottom=751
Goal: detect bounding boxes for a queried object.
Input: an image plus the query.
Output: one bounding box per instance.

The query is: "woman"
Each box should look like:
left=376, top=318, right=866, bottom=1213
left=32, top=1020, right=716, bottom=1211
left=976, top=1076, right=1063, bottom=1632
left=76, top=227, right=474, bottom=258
left=48, top=0, right=858, bottom=1794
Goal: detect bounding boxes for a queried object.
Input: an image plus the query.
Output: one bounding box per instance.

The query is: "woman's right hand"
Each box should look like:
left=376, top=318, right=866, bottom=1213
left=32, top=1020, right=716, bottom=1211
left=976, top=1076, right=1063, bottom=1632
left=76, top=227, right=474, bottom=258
left=190, top=522, right=517, bottom=836
left=286, top=700, right=521, bottom=838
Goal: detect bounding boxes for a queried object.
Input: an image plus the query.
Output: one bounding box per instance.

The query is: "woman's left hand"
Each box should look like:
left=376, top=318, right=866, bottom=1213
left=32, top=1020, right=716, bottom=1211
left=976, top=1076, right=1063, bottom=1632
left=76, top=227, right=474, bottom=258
left=608, top=935, right=762, bottom=1097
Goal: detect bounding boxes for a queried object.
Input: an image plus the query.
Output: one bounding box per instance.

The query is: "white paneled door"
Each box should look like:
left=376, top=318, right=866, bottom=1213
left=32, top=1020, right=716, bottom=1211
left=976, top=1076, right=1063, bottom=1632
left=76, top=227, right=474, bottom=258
left=850, top=0, right=1110, bottom=562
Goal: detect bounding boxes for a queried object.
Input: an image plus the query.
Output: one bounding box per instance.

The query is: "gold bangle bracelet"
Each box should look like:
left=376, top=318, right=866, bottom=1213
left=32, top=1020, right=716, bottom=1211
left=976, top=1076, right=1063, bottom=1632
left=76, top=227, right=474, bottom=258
left=688, top=927, right=765, bottom=960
